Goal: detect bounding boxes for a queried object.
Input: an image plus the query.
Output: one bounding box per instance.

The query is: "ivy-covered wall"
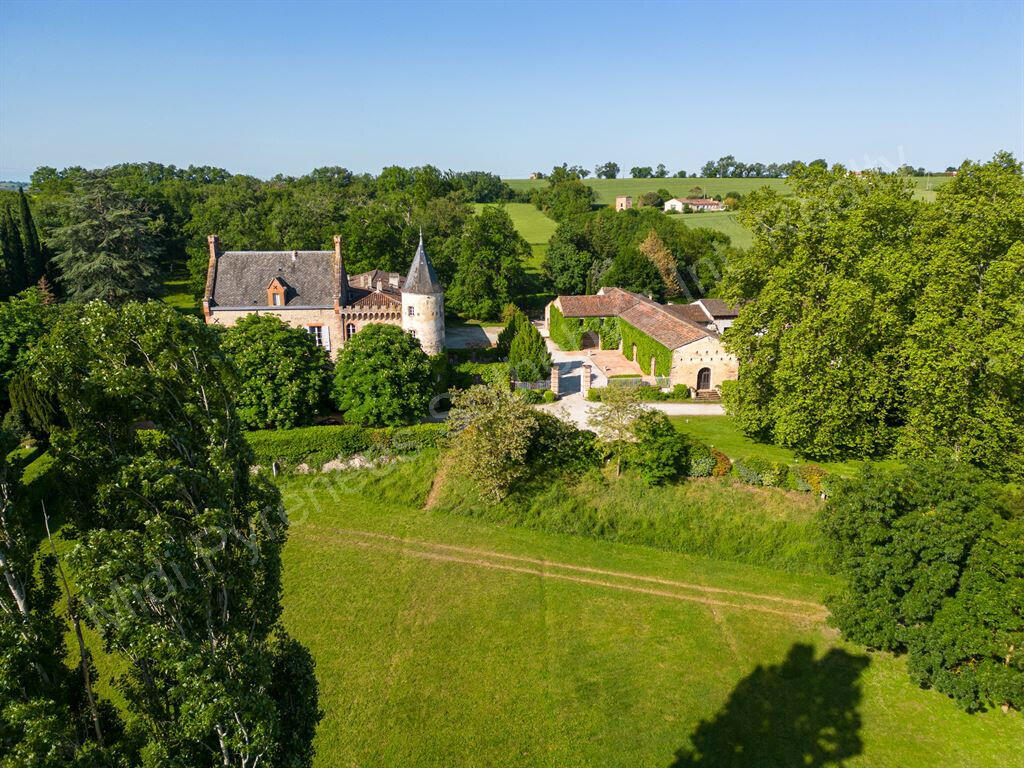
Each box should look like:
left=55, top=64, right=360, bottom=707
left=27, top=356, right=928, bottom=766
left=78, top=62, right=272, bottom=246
left=550, top=304, right=622, bottom=352
left=619, top=318, right=673, bottom=376
left=548, top=304, right=583, bottom=350
left=584, top=317, right=621, bottom=350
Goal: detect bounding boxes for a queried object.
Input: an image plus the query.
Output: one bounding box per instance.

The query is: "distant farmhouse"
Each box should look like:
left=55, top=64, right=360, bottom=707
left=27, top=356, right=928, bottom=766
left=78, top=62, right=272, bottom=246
left=546, top=287, right=738, bottom=393
left=202, top=234, right=445, bottom=357
left=615, top=195, right=633, bottom=211
left=664, top=197, right=725, bottom=213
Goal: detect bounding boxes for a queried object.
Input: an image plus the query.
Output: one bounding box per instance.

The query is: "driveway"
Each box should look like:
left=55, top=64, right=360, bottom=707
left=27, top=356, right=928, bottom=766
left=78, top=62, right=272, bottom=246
left=540, top=391, right=724, bottom=431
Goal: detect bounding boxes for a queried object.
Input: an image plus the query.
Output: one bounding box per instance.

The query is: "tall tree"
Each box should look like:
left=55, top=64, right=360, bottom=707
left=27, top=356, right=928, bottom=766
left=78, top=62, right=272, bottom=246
left=447, top=206, right=528, bottom=320
left=637, top=229, right=683, bottom=297
left=49, top=179, right=162, bottom=304
left=30, top=301, right=321, bottom=766
left=898, top=157, right=1024, bottom=480
left=0, top=426, right=130, bottom=765
left=821, top=460, right=1023, bottom=713
left=332, top=323, right=433, bottom=426
left=0, top=206, right=26, bottom=296
left=17, top=188, right=44, bottom=284
left=722, top=167, right=919, bottom=459
left=221, top=314, right=332, bottom=429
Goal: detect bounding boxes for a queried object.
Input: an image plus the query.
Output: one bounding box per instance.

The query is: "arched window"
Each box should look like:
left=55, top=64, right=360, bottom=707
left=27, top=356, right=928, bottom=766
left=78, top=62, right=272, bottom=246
left=697, top=367, right=712, bottom=390
left=346, top=323, right=356, bottom=340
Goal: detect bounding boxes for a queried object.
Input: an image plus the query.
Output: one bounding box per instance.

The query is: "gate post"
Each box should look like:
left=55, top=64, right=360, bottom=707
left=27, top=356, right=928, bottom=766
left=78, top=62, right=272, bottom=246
left=581, top=363, right=592, bottom=398
left=549, top=365, right=561, bottom=398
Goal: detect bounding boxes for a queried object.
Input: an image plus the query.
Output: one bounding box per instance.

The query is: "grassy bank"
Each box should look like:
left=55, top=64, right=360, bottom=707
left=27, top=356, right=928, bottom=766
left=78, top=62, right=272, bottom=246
left=276, top=463, right=1023, bottom=767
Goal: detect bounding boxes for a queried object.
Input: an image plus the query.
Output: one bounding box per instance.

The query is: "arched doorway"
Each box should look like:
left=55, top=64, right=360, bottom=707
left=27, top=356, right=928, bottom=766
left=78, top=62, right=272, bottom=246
left=580, top=330, right=599, bottom=349
left=697, top=367, right=712, bottom=390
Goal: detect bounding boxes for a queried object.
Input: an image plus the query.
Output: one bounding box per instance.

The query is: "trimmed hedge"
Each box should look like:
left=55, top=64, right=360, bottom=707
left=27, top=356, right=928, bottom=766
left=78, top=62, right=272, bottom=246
left=245, top=423, right=447, bottom=470
left=619, top=318, right=673, bottom=376
left=587, top=384, right=690, bottom=402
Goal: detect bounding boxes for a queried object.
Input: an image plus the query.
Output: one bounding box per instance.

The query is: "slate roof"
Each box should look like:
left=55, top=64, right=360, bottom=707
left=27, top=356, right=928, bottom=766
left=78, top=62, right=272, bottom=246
left=211, top=250, right=336, bottom=307
left=404, top=236, right=442, bottom=294
left=556, top=287, right=717, bottom=349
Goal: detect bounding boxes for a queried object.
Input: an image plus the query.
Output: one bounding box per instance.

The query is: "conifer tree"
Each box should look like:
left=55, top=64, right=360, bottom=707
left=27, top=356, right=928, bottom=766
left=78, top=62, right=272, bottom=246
left=507, top=318, right=551, bottom=382
left=638, top=229, right=684, bottom=297
left=0, top=207, right=26, bottom=296
left=17, top=187, right=44, bottom=284
left=49, top=179, right=161, bottom=304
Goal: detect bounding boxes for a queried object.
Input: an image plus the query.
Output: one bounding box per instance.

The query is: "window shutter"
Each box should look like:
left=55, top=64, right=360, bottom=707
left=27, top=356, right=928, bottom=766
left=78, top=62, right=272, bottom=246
left=322, top=325, right=331, bottom=352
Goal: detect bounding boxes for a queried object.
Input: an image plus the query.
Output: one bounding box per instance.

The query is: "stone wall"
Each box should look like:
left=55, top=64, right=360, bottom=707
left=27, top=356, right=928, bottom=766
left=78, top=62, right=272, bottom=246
left=669, top=336, right=738, bottom=390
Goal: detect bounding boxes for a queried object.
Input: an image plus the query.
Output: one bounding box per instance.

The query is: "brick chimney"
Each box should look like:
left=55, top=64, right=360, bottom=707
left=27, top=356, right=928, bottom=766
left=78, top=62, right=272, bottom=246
left=333, top=235, right=348, bottom=312
left=202, top=235, right=219, bottom=320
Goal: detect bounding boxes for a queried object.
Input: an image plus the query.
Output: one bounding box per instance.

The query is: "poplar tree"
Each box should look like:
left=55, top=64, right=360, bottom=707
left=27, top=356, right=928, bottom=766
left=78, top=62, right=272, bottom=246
left=0, top=206, right=26, bottom=296
left=17, top=187, right=44, bottom=283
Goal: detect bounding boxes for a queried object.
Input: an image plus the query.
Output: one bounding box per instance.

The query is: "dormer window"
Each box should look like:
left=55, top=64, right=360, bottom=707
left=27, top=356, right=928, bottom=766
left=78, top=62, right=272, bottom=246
left=267, top=278, right=287, bottom=307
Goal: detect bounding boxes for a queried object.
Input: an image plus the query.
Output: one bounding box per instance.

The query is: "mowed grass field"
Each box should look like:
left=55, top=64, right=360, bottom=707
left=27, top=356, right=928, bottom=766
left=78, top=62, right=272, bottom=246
left=474, top=202, right=558, bottom=272
left=278, top=466, right=1022, bottom=767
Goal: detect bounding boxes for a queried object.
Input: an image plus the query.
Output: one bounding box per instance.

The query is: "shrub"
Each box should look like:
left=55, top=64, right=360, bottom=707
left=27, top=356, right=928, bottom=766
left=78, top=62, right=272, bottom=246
left=332, top=323, right=433, bottom=426
left=453, top=361, right=510, bottom=390
left=687, top=442, right=717, bottom=477
left=711, top=449, right=732, bottom=477
left=628, top=411, right=690, bottom=486
left=514, top=388, right=544, bottom=404
left=542, top=389, right=556, bottom=403
left=789, top=463, right=828, bottom=495
left=732, top=457, right=768, bottom=486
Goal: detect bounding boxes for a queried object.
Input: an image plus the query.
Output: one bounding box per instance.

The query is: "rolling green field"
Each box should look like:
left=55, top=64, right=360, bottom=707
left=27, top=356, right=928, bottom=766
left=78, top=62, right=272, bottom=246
left=505, top=175, right=951, bottom=204
left=474, top=202, right=558, bottom=271
left=674, top=211, right=752, bottom=249
left=277, top=465, right=1023, bottom=767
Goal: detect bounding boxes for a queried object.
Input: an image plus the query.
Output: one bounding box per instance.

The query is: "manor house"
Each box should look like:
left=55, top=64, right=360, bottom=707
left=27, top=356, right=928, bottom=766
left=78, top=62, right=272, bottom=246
left=201, top=234, right=445, bottom=357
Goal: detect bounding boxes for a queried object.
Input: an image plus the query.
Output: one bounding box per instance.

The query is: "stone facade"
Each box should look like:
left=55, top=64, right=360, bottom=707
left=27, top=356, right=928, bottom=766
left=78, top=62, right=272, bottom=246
left=669, top=335, right=738, bottom=392
left=204, top=233, right=443, bottom=359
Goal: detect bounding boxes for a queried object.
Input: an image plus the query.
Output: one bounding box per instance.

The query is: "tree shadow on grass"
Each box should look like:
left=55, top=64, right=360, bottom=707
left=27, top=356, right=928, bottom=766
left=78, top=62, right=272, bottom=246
left=670, top=643, right=870, bottom=768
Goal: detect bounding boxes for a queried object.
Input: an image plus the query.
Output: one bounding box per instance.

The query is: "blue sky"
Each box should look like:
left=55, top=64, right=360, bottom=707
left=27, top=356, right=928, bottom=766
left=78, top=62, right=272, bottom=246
left=1, top=0, right=1022, bottom=180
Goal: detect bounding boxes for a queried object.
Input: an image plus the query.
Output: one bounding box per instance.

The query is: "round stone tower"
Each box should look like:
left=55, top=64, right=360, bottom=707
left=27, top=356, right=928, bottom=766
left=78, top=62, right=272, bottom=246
left=401, top=235, right=445, bottom=356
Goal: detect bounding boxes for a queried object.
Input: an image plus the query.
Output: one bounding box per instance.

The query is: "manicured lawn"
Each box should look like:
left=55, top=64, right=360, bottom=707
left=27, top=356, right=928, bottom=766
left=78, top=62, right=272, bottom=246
left=671, top=210, right=752, bottom=249
left=669, top=414, right=899, bottom=478
left=474, top=202, right=558, bottom=271
left=277, top=469, right=1022, bottom=767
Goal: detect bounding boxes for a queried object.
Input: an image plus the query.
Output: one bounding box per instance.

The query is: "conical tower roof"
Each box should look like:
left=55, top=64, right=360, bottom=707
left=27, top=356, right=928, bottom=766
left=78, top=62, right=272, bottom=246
left=404, top=234, right=442, bottom=295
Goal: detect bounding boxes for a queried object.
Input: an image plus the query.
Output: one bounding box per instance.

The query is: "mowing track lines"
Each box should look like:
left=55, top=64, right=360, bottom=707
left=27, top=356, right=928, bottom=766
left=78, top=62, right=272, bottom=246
left=302, top=526, right=827, bottom=623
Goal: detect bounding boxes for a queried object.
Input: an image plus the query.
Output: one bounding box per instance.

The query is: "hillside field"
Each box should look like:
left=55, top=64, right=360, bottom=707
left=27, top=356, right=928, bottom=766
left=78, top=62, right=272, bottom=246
left=504, top=175, right=951, bottom=204
left=271, top=458, right=1023, bottom=767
